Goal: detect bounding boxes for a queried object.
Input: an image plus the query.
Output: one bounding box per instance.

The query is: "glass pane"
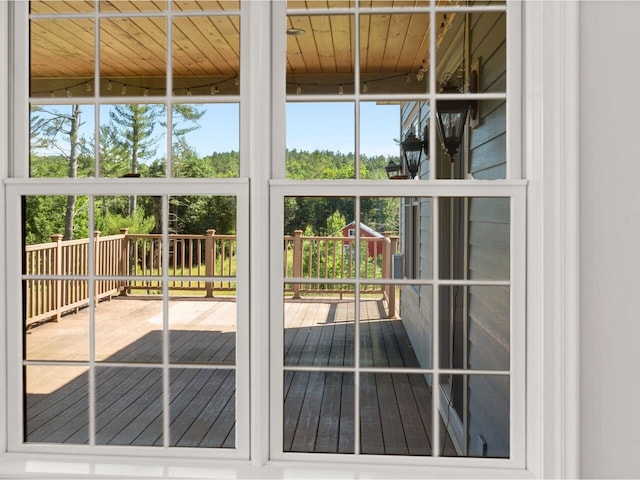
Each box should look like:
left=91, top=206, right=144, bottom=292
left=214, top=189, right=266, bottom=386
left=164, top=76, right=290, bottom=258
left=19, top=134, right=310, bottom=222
left=170, top=289, right=237, bottom=365
left=100, top=1, right=166, bottom=13
left=31, top=1, right=95, bottom=14
left=25, top=280, right=90, bottom=361
left=173, top=16, right=240, bottom=96
left=173, top=0, right=240, bottom=11
left=360, top=373, right=432, bottom=455
left=433, top=98, right=506, bottom=179
left=439, top=197, right=510, bottom=280
left=172, top=104, right=240, bottom=178
left=284, top=371, right=354, bottom=453
left=435, top=11, right=505, bottom=95
left=286, top=103, right=355, bottom=178
left=396, top=101, right=430, bottom=179
left=360, top=1, right=427, bottom=6
left=286, top=15, right=354, bottom=95
left=469, top=99, right=506, bottom=179
left=440, top=285, right=509, bottom=371
left=283, top=196, right=356, bottom=281
left=30, top=105, right=96, bottom=178
left=284, top=287, right=355, bottom=367
left=95, top=291, right=164, bottom=363
left=99, top=105, right=166, bottom=177
left=394, top=196, right=433, bottom=280
left=360, top=102, right=403, bottom=179
left=439, top=374, right=509, bottom=458
left=360, top=284, right=432, bottom=370
left=25, top=365, right=89, bottom=444
left=100, top=18, right=167, bottom=97
left=95, top=194, right=161, bottom=244
left=470, top=0, right=506, bottom=5
left=471, top=11, right=506, bottom=94
left=168, top=194, right=237, bottom=255
left=23, top=195, right=91, bottom=262
left=287, top=0, right=353, bottom=8
left=360, top=14, right=430, bottom=95
left=30, top=18, right=95, bottom=98
left=95, top=367, right=163, bottom=446
left=170, top=368, right=236, bottom=447
left=94, top=195, right=163, bottom=362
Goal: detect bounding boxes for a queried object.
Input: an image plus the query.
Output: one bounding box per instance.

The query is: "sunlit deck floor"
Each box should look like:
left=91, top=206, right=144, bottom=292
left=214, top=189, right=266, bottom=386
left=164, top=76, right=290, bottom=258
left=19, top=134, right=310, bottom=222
left=25, top=296, right=455, bottom=455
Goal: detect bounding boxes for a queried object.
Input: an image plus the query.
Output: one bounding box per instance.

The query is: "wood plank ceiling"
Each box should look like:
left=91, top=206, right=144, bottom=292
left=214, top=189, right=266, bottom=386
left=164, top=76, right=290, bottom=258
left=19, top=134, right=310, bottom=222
left=28, top=1, right=461, bottom=96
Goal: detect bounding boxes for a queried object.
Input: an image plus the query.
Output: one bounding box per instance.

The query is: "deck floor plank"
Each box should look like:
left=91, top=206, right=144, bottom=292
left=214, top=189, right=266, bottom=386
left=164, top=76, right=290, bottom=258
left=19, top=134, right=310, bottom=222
left=359, top=372, right=385, bottom=454
left=24, top=297, right=453, bottom=455
left=291, top=371, right=326, bottom=452
left=377, top=372, right=410, bottom=455
left=315, top=371, right=350, bottom=453
left=169, top=368, right=215, bottom=445
left=95, top=368, right=163, bottom=445
left=173, top=369, right=235, bottom=448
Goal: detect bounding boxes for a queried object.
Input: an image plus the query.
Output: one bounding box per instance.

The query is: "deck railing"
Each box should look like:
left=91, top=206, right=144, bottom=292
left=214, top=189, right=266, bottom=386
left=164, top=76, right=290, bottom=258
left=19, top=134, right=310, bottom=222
left=283, top=230, right=398, bottom=301
left=24, top=229, right=398, bottom=325
left=25, top=232, right=124, bottom=325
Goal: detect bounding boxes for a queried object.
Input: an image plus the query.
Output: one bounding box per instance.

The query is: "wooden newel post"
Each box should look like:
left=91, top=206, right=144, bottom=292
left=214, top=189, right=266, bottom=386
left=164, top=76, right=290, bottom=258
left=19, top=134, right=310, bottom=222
left=205, top=229, right=216, bottom=298
left=383, top=231, right=398, bottom=319
left=51, top=234, right=64, bottom=322
left=119, top=228, right=129, bottom=296
left=292, top=230, right=303, bottom=299
left=94, top=231, right=101, bottom=302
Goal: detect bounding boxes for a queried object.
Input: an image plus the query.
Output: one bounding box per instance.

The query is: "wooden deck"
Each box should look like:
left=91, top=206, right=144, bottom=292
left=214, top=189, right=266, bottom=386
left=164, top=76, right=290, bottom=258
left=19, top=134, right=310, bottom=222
left=25, top=296, right=454, bottom=455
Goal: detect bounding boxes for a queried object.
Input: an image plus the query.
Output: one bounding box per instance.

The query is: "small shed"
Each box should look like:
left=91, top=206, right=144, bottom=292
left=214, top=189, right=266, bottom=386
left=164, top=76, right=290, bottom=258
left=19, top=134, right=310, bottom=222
left=340, top=221, right=384, bottom=258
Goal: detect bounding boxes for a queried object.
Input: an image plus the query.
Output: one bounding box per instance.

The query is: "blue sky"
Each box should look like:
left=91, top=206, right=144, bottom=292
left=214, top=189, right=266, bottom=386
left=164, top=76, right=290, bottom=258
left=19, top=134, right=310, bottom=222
left=34, top=102, right=401, bottom=159
left=286, top=101, right=401, bottom=157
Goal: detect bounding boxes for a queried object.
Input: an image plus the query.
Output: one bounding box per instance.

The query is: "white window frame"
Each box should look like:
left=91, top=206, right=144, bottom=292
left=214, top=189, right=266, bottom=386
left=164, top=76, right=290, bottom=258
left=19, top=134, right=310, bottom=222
left=0, top=0, right=580, bottom=478
left=269, top=181, right=527, bottom=469
left=5, top=179, right=251, bottom=459
left=3, top=0, right=253, bottom=461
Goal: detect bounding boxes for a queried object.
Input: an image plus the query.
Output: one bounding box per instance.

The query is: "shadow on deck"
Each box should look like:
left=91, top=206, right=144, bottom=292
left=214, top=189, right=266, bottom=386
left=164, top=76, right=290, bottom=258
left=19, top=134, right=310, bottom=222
left=25, top=297, right=456, bottom=455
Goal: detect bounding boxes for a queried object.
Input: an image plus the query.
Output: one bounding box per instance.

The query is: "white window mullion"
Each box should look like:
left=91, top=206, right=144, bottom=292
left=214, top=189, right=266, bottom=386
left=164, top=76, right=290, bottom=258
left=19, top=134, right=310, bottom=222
left=429, top=0, right=438, bottom=181
left=13, top=2, right=29, bottom=179
left=88, top=197, right=97, bottom=446
left=161, top=195, right=171, bottom=448
left=248, top=0, right=273, bottom=465
left=431, top=195, right=441, bottom=457
left=506, top=1, right=523, bottom=180
left=353, top=196, right=362, bottom=455
left=510, top=187, right=527, bottom=468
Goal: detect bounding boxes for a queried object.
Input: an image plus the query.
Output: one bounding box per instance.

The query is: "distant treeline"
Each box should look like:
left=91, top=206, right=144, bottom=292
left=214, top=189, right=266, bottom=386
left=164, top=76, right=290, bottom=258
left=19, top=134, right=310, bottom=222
left=26, top=148, right=400, bottom=245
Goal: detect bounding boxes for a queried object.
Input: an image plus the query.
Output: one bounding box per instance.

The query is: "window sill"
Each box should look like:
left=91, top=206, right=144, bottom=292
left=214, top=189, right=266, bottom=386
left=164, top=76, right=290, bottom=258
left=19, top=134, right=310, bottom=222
left=0, top=453, right=536, bottom=479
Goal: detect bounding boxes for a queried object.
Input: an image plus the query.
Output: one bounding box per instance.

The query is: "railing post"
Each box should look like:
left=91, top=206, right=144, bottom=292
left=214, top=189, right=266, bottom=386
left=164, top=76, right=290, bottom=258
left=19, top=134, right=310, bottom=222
left=51, top=234, right=63, bottom=322
left=94, top=231, right=101, bottom=302
left=383, top=231, right=397, bottom=319
left=292, top=230, right=303, bottom=299
left=119, top=228, right=129, bottom=296
left=205, top=229, right=216, bottom=298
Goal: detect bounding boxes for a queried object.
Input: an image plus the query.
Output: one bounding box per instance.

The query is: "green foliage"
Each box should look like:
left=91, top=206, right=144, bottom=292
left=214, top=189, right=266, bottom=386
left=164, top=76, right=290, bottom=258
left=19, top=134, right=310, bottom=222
left=96, top=206, right=156, bottom=236
left=24, top=195, right=89, bottom=245
left=326, top=210, right=346, bottom=235
left=283, top=149, right=400, bottom=236
left=106, top=104, right=162, bottom=175
left=170, top=196, right=236, bottom=235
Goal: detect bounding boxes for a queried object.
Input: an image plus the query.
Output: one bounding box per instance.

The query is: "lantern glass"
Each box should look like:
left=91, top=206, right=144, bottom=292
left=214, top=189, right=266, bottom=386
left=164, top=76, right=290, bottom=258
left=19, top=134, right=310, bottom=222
left=401, top=132, right=425, bottom=178
left=385, top=158, right=404, bottom=179
left=436, top=108, right=469, bottom=158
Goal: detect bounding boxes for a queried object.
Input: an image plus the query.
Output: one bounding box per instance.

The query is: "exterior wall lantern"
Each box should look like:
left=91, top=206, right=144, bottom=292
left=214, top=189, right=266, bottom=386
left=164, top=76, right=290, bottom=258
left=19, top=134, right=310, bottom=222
left=436, top=71, right=478, bottom=161
left=401, top=131, right=427, bottom=179
left=385, top=158, right=404, bottom=179
left=386, top=127, right=428, bottom=179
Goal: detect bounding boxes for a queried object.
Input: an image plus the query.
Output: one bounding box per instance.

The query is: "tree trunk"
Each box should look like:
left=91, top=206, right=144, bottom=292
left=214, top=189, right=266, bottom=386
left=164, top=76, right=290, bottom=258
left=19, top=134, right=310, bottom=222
left=64, top=105, right=80, bottom=240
